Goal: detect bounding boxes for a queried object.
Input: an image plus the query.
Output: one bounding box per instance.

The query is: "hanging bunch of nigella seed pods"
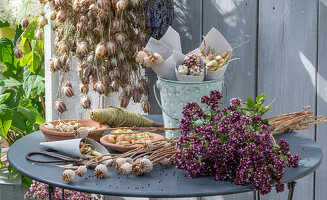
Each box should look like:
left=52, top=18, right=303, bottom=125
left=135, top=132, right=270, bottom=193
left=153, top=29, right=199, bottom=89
left=39, top=0, right=159, bottom=114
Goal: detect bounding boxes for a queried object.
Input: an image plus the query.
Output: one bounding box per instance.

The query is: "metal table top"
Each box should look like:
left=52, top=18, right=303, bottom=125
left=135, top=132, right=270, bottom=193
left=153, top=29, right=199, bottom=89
left=8, top=115, right=323, bottom=198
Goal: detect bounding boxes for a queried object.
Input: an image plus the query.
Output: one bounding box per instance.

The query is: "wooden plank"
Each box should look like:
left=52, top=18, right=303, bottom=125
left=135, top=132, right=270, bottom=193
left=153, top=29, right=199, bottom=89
left=258, top=0, right=317, bottom=200
left=315, top=1, right=327, bottom=200
left=148, top=0, right=203, bottom=114
left=202, top=0, right=257, bottom=200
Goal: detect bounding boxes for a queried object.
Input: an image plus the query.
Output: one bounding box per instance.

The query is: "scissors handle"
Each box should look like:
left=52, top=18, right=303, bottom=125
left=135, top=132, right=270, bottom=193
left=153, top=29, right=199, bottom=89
left=26, top=151, right=79, bottom=163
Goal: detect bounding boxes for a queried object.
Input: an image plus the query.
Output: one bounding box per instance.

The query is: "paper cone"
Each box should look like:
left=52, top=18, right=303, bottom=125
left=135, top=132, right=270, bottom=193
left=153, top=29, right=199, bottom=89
left=145, top=37, right=172, bottom=60
left=159, top=26, right=182, bottom=52
left=175, top=67, right=204, bottom=82
left=205, top=64, right=228, bottom=81
left=151, top=55, right=177, bottom=80
left=40, top=138, right=110, bottom=159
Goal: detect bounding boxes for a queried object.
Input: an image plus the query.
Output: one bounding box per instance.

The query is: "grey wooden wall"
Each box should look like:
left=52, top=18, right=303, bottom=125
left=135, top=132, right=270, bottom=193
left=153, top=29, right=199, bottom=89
left=148, top=0, right=326, bottom=199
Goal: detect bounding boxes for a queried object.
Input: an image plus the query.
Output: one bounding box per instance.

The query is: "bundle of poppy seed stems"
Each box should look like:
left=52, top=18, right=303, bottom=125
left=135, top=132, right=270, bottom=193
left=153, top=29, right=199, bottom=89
left=60, top=106, right=326, bottom=183
left=60, top=136, right=178, bottom=183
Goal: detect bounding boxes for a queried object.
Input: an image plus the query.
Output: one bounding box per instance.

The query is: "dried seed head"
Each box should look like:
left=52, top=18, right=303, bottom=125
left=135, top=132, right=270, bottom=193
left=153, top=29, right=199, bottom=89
left=119, top=163, right=132, bottom=175
left=132, top=90, right=141, bottom=103
left=94, top=164, right=107, bottom=178
left=123, top=85, right=132, bottom=97
left=110, top=57, right=118, bottom=68
left=117, top=52, right=126, bottom=63
left=95, top=44, right=107, bottom=58
left=97, top=0, right=107, bottom=9
left=59, top=54, right=69, bottom=67
left=151, top=53, right=164, bottom=65
left=140, top=158, right=153, bottom=173
left=119, top=94, right=130, bottom=108
left=115, top=33, right=125, bottom=46
left=79, top=83, right=89, bottom=94
left=142, top=57, right=152, bottom=68
left=89, top=4, right=97, bottom=12
left=80, top=95, right=91, bottom=109
left=116, top=0, right=127, bottom=12
left=35, top=29, right=44, bottom=40
left=160, top=158, right=170, bottom=168
left=54, top=99, right=67, bottom=113
left=142, top=100, right=152, bottom=113
left=111, top=80, right=119, bottom=92
left=144, top=140, right=153, bottom=151
left=63, top=81, right=72, bottom=88
left=112, top=19, right=120, bottom=31
left=49, top=59, right=56, bottom=73
left=53, top=58, right=62, bottom=70
left=56, top=10, right=67, bottom=23
left=132, top=163, right=145, bottom=176
left=138, top=32, right=147, bottom=42
left=59, top=43, right=70, bottom=54
left=106, top=41, right=116, bottom=56
left=77, top=22, right=85, bottom=32
left=93, top=25, right=104, bottom=36
left=143, top=48, right=152, bottom=56
left=62, top=86, right=74, bottom=97
left=55, top=0, right=65, bottom=7
left=135, top=51, right=147, bottom=64
left=75, top=127, right=89, bottom=138
left=75, top=165, right=87, bottom=177
left=96, top=81, right=106, bottom=95
left=83, top=66, right=92, bottom=78
left=131, top=0, right=139, bottom=7
left=21, top=18, right=29, bottom=28
left=14, top=48, right=23, bottom=58
left=114, top=158, right=128, bottom=170
left=76, top=41, right=89, bottom=57
left=50, top=11, right=57, bottom=21
left=61, top=169, right=75, bottom=183
left=38, top=16, right=48, bottom=26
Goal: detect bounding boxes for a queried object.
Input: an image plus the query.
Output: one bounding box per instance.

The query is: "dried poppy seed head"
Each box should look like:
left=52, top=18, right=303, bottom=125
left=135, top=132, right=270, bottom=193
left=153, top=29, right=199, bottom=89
left=94, top=164, right=107, bottom=178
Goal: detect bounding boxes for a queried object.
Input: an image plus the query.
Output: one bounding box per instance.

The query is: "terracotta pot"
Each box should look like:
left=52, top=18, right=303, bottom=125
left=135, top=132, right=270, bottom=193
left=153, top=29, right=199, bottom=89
left=39, top=119, right=108, bottom=142
left=100, top=133, right=164, bottom=153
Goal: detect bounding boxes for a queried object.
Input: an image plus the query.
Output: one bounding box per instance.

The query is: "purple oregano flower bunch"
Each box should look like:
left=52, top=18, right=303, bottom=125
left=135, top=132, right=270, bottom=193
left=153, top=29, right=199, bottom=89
left=173, top=90, right=300, bottom=195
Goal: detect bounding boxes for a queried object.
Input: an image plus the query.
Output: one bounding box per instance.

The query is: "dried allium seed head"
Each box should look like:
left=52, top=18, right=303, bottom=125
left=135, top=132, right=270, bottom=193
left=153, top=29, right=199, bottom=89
left=75, top=165, right=87, bottom=177
left=21, top=18, right=29, bottom=28
left=61, top=169, right=75, bottom=183
left=123, top=85, right=132, bottom=97
left=159, top=158, right=170, bottom=168
left=49, top=59, right=56, bottom=73
left=59, top=54, right=69, bottom=66
left=79, top=83, right=89, bottom=94
left=122, top=41, right=130, bottom=51
left=55, top=99, right=67, bottom=113
left=59, top=43, right=70, bottom=54
left=94, top=164, right=107, bottom=178
left=119, top=94, right=130, bottom=108
left=119, top=163, right=132, bottom=175
left=111, top=80, right=119, bottom=92
left=111, top=57, right=118, bottom=68
left=97, top=0, right=107, bottom=9
left=142, top=100, right=152, bottom=113
left=106, top=42, right=116, bottom=56
left=35, top=29, right=44, bottom=40
left=76, top=41, right=89, bottom=57
left=50, top=11, right=57, bottom=21
left=38, top=16, right=48, bottom=26
left=96, top=81, right=106, bottom=95
left=14, top=48, right=23, bottom=58
left=115, top=33, right=125, bottom=46
left=112, top=19, right=120, bottom=31
left=63, top=81, right=72, bottom=88
left=53, top=58, right=61, bottom=70
left=95, top=44, right=107, bottom=58
left=83, top=66, right=92, bottom=78
left=80, top=95, right=91, bottom=109
left=116, top=0, right=127, bottom=12
left=135, top=51, right=147, bottom=64
left=132, top=90, right=141, bottom=103
left=56, top=10, right=67, bottom=23
left=55, top=0, right=65, bottom=7
left=62, top=86, right=74, bottom=97
left=131, top=0, right=139, bottom=7
left=117, top=52, right=126, bottom=63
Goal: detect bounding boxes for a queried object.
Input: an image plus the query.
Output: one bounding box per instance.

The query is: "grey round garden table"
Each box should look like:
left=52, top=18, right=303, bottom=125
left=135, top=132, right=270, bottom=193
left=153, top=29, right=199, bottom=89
left=8, top=115, right=323, bottom=199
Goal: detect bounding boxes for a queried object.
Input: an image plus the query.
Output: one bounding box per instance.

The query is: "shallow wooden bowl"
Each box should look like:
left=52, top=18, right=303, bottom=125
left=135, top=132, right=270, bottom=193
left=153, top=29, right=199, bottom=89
left=100, top=133, right=165, bottom=153
left=39, top=119, right=108, bottom=142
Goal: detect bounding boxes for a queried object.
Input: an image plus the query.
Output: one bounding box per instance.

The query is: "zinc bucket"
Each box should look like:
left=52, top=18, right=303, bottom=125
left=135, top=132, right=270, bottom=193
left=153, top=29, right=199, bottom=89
left=154, top=76, right=226, bottom=138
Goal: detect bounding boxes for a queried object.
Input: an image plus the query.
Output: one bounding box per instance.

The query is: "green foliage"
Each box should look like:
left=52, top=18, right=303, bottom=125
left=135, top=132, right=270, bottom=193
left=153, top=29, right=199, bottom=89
left=239, top=94, right=275, bottom=117
left=0, top=19, right=45, bottom=189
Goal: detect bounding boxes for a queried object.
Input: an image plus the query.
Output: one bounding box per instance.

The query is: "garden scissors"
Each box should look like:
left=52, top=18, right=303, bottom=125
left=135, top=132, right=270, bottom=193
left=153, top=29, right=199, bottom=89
left=26, top=150, right=87, bottom=165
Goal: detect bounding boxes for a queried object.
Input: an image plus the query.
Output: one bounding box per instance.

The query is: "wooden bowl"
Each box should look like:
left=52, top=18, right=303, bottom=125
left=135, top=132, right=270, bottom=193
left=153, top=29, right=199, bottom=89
left=100, top=133, right=165, bottom=153
left=39, top=119, right=108, bottom=142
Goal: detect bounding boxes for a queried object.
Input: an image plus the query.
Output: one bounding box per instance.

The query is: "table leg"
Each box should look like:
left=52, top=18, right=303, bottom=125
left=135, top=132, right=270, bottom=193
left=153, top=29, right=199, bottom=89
left=48, top=185, right=55, bottom=200
left=62, top=187, right=65, bottom=200
left=287, top=181, right=296, bottom=200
